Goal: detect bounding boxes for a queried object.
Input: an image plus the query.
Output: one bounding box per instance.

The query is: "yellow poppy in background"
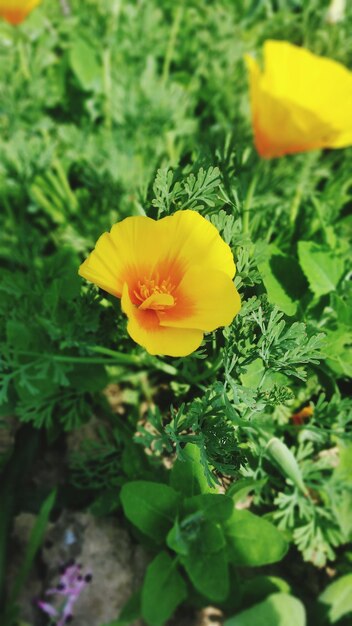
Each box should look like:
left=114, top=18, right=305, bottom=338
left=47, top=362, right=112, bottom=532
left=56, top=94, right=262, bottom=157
left=79, top=210, right=241, bottom=357
left=245, top=40, right=352, bottom=158
left=0, top=0, right=41, bottom=25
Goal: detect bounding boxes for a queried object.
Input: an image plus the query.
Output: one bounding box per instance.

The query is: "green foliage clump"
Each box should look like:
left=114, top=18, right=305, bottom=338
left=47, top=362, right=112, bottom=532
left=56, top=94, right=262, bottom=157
left=0, top=1, right=352, bottom=625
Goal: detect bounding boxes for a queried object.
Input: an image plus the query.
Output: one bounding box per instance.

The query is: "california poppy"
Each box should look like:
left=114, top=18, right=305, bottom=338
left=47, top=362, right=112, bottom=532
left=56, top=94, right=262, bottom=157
left=79, top=210, right=241, bottom=357
left=0, top=0, right=41, bottom=25
left=245, top=40, right=352, bottom=158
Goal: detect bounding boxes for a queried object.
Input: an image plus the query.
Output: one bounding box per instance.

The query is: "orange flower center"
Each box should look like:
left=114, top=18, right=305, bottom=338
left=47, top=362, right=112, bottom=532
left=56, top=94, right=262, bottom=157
left=134, top=276, right=176, bottom=311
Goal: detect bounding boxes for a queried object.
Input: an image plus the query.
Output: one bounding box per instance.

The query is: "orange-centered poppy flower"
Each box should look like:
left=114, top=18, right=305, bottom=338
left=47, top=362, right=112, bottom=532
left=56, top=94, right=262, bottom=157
left=245, top=40, right=352, bottom=158
left=79, top=210, right=241, bottom=357
left=0, top=0, right=41, bottom=25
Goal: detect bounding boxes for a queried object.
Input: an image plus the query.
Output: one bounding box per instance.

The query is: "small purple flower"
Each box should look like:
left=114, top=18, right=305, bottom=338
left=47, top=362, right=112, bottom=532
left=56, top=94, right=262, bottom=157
left=37, top=560, right=92, bottom=626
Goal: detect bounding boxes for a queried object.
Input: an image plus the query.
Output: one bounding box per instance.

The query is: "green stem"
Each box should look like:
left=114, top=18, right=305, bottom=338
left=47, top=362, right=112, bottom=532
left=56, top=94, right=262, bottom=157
left=90, top=345, right=177, bottom=376
left=12, top=349, right=138, bottom=367
left=242, top=170, right=259, bottom=235
left=162, top=5, right=184, bottom=84
left=13, top=347, right=177, bottom=376
left=103, top=48, right=112, bottom=130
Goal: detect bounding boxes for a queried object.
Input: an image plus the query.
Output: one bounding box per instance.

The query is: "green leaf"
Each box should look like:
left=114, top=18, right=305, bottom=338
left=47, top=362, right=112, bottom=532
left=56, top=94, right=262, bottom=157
left=167, top=516, right=225, bottom=557
left=120, top=481, right=180, bottom=543
left=69, top=38, right=102, bottom=91
left=10, top=489, right=56, bottom=605
left=166, top=519, right=190, bottom=556
left=224, top=593, right=306, bottom=626
left=183, top=494, right=233, bottom=522
left=332, top=490, right=352, bottom=539
left=258, top=246, right=306, bottom=316
left=198, top=521, right=225, bottom=553
left=334, top=443, right=352, bottom=485
left=266, top=438, right=308, bottom=495
left=170, top=443, right=216, bottom=496
left=241, top=576, right=291, bottom=607
left=240, top=358, right=265, bottom=388
left=319, top=574, right=352, bottom=623
left=331, top=293, right=352, bottom=328
left=227, top=478, right=267, bottom=505
left=224, top=510, right=288, bottom=566
left=298, top=241, right=345, bottom=298
left=181, top=546, right=229, bottom=602
left=141, top=552, right=187, bottom=626
left=323, top=329, right=352, bottom=378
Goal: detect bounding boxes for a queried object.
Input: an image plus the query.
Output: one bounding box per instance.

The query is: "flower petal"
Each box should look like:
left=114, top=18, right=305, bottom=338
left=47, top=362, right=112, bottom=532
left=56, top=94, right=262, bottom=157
left=155, top=210, right=236, bottom=279
left=245, top=53, right=338, bottom=157
left=79, top=211, right=236, bottom=297
left=0, top=0, right=41, bottom=24
left=78, top=216, right=161, bottom=297
left=159, top=267, right=241, bottom=332
left=245, top=41, right=352, bottom=157
left=263, top=40, right=352, bottom=121
left=121, top=284, right=203, bottom=356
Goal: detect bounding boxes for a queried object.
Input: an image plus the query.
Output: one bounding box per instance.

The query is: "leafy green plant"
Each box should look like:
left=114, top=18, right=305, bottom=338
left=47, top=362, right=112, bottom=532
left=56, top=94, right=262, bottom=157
left=0, top=1, right=352, bottom=625
left=119, top=443, right=289, bottom=626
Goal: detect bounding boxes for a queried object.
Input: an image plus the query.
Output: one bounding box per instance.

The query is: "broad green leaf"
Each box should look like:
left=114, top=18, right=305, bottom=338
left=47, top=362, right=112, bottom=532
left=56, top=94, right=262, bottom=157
left=240, top=358, right=265, bottom=388
left=170, top=443, right=216, bottom=496
left=323, top=329, right=352, bottom=378
left=258, top=246, right=306, bottom=316
left=183, top=494, right=233, bottom=522
left=331, top=445, right=352, bottom=538
left=224, top=593, right=306, bottom=626
left=227, top=478, right=267, bottom=504
left=69, top=38, right=102, bottom=91
left=334, top=443, right=352, bottom=485
left=181, top=547, right=229, bottom=602
left=319, top=574, right=352, bottom=623
left=332, top=490, right=352, bottom=539
left=298, top=241, right=345, bottom=298
left=198, top=521, right=225, bottom=553
left=266, top=438, right=308, bottom=495
left=167, top=519, right=190, bottom=556
left=224, top=510, right=288, bottom=566
left=241, top=576, right=291, bottom=607
left=331, top=293, right=352, bottom=328
left=141, top=552, right=187, bottom=626
left=120, top=481, right=180, bottom=543
left=167, top=518, right=225, bottom=557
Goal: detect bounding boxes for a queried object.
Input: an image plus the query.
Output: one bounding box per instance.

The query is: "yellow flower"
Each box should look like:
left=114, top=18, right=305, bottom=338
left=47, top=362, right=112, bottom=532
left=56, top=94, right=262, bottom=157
left=79, top=210, right=241, bottom=357
left=245, top=40, right=352, bottom=158
left=0, top=0, right=41, bottom=25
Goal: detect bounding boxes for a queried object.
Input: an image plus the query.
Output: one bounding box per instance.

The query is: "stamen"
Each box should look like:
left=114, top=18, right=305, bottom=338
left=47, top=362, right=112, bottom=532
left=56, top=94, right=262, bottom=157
left=134, top=276, right=176, bottom=311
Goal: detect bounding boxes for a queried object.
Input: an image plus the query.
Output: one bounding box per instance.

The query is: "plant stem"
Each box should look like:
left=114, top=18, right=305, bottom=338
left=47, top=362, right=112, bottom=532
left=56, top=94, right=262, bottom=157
left=89, top=345, right=178, bottom=376
left=59, top=0, right=71, bottom=15
left=242, top=170, right=259, bottom=235
left=103, top=48, right=112, bottom=131
left=17, top=31, right=30, bottom=80
left=13, top=347, right=178, bottom=376
left=162, top=5, right=184, bottom=84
